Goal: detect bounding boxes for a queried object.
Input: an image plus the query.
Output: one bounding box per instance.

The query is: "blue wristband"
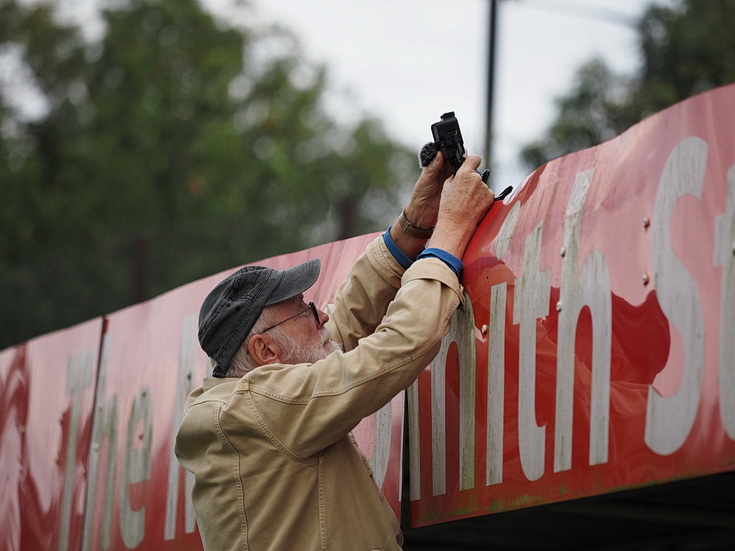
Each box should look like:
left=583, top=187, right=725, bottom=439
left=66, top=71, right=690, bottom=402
left=383, top=226, right=414, bottom=269
left=416, top=248, right=464, bottom=278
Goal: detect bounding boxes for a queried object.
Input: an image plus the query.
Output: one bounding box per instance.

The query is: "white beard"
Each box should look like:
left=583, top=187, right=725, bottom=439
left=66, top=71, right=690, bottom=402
left=278, top=326, right=342, bottom=365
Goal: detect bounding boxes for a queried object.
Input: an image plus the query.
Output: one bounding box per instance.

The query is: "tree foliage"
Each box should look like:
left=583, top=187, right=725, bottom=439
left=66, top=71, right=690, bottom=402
left=521, top=0, right=735, bottom=169
left=0, top=0, right=415, bottom=348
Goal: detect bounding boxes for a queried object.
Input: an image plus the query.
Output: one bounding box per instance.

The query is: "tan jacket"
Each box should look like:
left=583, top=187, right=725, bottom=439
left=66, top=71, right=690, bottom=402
left=175, top=236, right=462, bottom=551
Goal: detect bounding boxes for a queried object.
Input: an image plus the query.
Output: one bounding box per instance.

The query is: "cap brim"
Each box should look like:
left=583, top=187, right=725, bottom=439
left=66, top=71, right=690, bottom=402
left=265, top=258, right=321, bottom=305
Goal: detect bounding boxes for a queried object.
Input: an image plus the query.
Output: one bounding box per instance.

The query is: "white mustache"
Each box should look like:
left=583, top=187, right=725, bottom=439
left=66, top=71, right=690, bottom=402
left=319, top=327, right=343, bottom=353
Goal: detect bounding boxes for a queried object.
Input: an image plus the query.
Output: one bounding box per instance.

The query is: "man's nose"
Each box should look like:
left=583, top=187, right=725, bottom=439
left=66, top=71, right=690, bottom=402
left=317, top=308, right=329, bottom=327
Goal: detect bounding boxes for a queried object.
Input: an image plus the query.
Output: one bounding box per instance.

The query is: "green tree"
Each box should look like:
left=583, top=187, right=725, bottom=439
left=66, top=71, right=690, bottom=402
left=521, top=0, right=735, bottom=169
left=0, top=0, right=414, bottom=348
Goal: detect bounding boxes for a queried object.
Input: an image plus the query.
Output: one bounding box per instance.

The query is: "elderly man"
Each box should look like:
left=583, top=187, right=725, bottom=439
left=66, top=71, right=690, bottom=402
left=175, top=152, right=494, bottom=550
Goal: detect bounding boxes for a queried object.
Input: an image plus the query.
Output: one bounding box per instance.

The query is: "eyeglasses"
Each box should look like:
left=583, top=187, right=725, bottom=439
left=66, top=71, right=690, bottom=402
left=260, top=301, right=320, bottom=333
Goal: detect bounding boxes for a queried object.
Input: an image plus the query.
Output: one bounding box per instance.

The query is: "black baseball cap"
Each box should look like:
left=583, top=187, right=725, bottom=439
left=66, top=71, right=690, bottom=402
left=198, top=259, right=321, bottom=377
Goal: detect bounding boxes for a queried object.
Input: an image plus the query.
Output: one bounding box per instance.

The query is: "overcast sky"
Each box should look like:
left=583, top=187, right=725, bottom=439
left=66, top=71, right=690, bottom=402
left=47, top=0, right=672, bottom=189
left=205, top=0, right=671, bottom=190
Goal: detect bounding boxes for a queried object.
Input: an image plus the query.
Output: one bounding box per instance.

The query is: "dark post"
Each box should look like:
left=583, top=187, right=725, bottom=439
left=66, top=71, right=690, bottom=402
left=486, top=0, right=498, bottom=171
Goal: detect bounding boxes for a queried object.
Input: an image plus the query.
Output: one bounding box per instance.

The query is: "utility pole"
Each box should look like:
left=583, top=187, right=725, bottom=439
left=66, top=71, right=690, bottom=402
left=486, top=0, right=499, bottom=172
left=483, top=0, right=632, bottom=187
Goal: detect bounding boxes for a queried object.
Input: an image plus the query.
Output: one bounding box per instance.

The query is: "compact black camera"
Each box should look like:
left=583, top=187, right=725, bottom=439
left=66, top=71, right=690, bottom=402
left=431, top=111, right=466, bottom=170
left=425, top=111, right=491, bottom=185
left=422, top=111, right=512, bottom=200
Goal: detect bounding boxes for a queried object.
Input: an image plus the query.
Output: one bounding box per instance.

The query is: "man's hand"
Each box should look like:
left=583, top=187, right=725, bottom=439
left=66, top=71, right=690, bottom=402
left=429, top=154, right=495, bottom=258
left=389, top=151, right=457, bottom=259
left=403, top=151, right=456, bottom=229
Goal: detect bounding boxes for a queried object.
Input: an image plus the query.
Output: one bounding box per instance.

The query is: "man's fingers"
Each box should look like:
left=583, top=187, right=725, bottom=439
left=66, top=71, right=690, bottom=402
left=423, top=150, right=444, bottom=175
left=459, top=154, right=482, bottom=173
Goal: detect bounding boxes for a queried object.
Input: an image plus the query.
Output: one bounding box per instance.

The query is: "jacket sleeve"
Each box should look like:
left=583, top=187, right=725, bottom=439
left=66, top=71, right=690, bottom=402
left=228, top=254, right=463, bottom=459
left=324, top=235, right=405, bottom=352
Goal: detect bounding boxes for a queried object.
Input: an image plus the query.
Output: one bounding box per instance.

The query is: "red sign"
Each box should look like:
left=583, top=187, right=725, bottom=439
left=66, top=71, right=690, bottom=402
left=0, top=318, right=103, bottom=551
left=408, top=84, right=735, bottom=526
left=80, top=286, right=211, bottom=550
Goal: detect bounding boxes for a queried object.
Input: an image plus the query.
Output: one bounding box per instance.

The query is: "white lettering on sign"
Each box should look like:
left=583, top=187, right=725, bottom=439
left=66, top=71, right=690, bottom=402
left=555, top=169, right=611, bottom=472
left=429, top=295, right=477, bottom=496
left=82, top=333, right=118, bottom=551
left=645, top=137, right=708, bottom=455
left=410, top=136, right=735, bottom=498
left=430, top=323, right=446, bottom=496
left=487, top=281, right=508, bottom=486
left=407, top=292, right=478, bottom=498
left=513, top=222, right=550, bottom=481
left=369, top=399, right=393, bottom=488
left=119, top=386, right=152, bottom=548
left=165, top=316, right=198, bottom=540
left=407, top=377, right=421, bottom=500
left=59, top=351, right=95, bottom=551
left=457, top=298, right=477, bottom=492
left=715, top=164, right=735, bottom=439
left=83, top=323, right=198, bottom=549
left=487, top=202, right=521, bottom=486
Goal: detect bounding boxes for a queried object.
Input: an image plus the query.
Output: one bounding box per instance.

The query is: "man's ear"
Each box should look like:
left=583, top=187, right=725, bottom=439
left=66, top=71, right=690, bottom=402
left=248, top=334, right=282, bottom=366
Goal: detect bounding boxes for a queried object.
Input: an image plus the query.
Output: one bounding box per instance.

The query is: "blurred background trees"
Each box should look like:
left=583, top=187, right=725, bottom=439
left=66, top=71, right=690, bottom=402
left=0, top=0, right=414, bottom=347
left=520, top=0, right=735, bottom=169
left=1, top=0, right=734, bottom=349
